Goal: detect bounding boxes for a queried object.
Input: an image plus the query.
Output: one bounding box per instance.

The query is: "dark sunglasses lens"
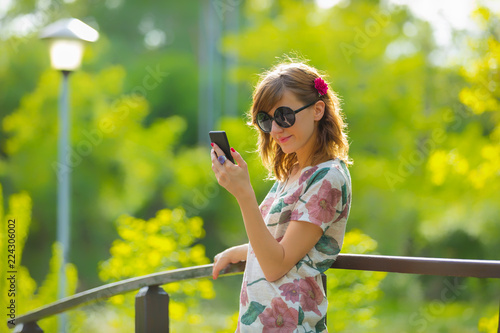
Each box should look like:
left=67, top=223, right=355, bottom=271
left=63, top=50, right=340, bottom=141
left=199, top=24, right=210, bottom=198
left=275, top=107, right=295, bottom=128
left=257, top=112, right=272, bottom=132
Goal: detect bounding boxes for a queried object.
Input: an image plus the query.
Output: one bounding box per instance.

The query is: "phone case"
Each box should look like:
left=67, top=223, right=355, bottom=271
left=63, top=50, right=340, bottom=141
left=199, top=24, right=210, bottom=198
left=209, top=131, right=235, bottom=164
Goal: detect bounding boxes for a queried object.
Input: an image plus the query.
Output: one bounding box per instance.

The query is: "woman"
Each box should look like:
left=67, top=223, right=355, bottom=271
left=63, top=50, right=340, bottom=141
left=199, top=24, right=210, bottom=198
left=211, top=59, right=352, bottom=332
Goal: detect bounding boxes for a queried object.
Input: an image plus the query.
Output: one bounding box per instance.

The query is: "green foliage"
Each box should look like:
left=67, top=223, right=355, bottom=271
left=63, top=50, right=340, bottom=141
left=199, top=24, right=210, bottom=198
left=478, top=312, right=499, bottom=333
left=1, top=65, right=211, bottom=287
left=1, top=0, right=499, bottom=331
left=0, top=184, right=81, bottom=333
left=95, top=207, right=215, bottom=332
left=326, top=230, right=387, bottom=332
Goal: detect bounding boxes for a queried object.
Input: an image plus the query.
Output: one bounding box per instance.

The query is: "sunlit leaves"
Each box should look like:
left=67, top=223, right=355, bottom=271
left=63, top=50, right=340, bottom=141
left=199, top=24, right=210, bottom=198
left=99, top=207, right=210, bottom=281
left=0, top=185, right=81, bottom=332
left=326, top=230, right=386, bottom=331
left=98, top=207, right=215, bottom=331
left=478, top=311, right=499, bottom=333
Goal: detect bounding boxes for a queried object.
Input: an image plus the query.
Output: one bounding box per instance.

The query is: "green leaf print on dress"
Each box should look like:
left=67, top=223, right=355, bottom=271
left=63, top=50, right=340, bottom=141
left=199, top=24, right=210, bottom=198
left=315, top=316, right=327, bottom=332
left=315, top=258, right=336, bottom=273
left=304, top=168, right=329, bottom=193
left=269, top=181, right=279, bottom=193
left=315, top=234, right=340, bottom=255
left=341, top=182, right=347, bottom=206
left=298, top=307, right=305, bottom=325
left=269, top=198, right=287, bottom=215
left=240, top=301, right=266, bottom=325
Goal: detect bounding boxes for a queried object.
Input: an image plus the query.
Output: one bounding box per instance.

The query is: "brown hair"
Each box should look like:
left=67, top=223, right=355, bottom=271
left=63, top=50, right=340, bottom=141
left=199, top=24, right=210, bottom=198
left=248, top=59, right=352, bottom=181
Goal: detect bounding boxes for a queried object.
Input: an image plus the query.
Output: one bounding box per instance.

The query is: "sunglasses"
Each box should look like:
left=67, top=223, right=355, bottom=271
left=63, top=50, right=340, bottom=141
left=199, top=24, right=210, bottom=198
left=256, top=100, right=317, bottom=133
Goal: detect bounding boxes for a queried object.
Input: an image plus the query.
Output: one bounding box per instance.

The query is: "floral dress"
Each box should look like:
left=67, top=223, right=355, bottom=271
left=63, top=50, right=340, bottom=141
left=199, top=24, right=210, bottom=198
left=238, top=159, right=351, bottom=333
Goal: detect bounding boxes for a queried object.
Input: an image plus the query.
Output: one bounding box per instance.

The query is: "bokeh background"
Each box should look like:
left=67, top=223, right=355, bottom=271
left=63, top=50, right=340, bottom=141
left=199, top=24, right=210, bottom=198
left=1, top=0, right=499, bottom=332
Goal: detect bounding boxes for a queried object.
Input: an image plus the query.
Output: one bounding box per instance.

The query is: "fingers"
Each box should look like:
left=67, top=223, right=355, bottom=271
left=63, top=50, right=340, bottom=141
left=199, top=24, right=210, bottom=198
left=211, top=143, right=231, bottom=165
left=210, top=145, right=220, bottom=165
left=210, top=146, right=225, bottom=176
left=212, top=253, right=229, bottom=280
left=212, top=256, right=219, bottom=279
left=230, top=147, right=247, bottom=168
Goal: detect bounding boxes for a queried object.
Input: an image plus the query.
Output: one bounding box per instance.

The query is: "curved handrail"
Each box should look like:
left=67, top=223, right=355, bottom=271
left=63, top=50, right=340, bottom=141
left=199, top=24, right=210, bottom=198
left=8, top=254, right=500, bottom=328
left=8, top=262, right=246, bottom=328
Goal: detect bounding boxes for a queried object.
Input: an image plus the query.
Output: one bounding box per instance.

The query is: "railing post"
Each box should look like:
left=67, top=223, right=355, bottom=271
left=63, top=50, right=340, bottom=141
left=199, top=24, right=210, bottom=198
left=135, top=285, right=169, bottom=333
left=497, top=297, right=499, bottom=333
left=322, top=273, right=327, bottom=326
left=13, top=322, right=44, bottom=333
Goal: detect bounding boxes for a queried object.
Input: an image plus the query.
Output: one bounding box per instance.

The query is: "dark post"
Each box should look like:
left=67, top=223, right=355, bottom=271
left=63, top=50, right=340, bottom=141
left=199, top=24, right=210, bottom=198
left=13, top=322, right=44, bottom=333
left=135, top=285, right=169, bottom=333
left=497, top=298, right=499, bottom=333
left=322, top=273, right=327, bottom=326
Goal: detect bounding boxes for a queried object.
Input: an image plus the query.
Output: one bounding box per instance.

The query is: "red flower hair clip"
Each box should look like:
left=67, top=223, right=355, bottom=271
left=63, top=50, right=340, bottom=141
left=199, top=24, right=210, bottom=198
left=314, top=77, right=328, bottom=96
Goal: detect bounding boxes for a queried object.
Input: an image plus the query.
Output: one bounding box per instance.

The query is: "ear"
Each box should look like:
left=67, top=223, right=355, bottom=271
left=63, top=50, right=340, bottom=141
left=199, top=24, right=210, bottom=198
left=313, top=100, right=325, bottom=121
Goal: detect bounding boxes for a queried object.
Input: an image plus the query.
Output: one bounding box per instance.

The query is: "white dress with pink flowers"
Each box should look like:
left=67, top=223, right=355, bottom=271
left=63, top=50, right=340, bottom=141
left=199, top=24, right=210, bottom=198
left=238, top=159, right=352, bottom=333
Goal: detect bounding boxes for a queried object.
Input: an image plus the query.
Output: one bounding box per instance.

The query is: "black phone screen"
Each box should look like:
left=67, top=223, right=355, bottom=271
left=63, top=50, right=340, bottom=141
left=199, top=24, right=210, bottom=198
left=209, top=131, right=235, bottom=164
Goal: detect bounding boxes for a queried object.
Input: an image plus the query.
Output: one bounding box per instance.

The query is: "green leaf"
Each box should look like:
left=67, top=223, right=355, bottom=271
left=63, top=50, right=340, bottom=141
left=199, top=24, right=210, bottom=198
left=269, top=181, right=279, bottom=193
left=298, top=307, right=304, bottom=325
left=341, top=183, right=347, bottom=206
left=315, top=234, right=340, bottom=255
left=315, top=316, right=326, bottom=332
left=247, top=277, right=267, bottom=287
left=240, top=301, right=266, bottom=325
left=339, top=160, right=351, bottom=185
left=278, top=209, right=292, bottom=224
left=269, top=198, right=287, bottom=215
left=316, top=259, right=335, bottom=273
left=304, top=168, right=329, bottom=193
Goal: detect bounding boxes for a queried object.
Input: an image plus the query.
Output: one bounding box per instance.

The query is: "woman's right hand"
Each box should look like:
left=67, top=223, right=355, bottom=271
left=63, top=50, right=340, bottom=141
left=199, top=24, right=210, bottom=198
left=212, top=244, right=248, bottom=280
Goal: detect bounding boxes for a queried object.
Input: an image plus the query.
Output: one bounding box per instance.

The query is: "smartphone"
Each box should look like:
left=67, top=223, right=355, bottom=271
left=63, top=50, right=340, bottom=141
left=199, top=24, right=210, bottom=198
left=209, top=131, right=235, bottom=164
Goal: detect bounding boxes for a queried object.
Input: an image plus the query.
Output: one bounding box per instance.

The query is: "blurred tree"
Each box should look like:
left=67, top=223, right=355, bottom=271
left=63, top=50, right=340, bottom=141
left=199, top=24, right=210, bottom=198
left=326, top=229, right=386, bottom=332
left=94, top=207, right=216, bottom=332
left=0, top=0, right=204, bottom=143
left=221, top=0, right=466, bottom=257
left=0, top=0, right=232, bottom=289
left=1, top=0, right=498, bottom=330
left=0, top=184, right=82, bottom=333
left=478, top=311, right=499, bottom=333
left=1, top=66, right=217, bottom=289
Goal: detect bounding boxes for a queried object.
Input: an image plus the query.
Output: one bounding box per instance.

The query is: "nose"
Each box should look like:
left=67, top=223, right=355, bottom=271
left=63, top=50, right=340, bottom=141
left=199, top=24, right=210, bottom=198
left=270, top=119, right=283, bottom=134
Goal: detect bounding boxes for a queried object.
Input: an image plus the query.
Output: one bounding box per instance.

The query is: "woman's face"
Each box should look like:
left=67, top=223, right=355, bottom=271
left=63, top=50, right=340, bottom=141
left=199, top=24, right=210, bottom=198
left=267, top=90, right=324, bottom=161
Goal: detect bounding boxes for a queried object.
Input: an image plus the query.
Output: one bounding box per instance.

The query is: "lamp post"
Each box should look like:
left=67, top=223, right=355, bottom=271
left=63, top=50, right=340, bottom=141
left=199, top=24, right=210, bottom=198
left=40, top=18, right=98, bottom=332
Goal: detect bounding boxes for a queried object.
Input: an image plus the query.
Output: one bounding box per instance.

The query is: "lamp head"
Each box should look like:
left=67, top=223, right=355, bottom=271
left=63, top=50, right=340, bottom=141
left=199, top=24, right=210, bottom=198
left=40, top=18, right=99, bottom=71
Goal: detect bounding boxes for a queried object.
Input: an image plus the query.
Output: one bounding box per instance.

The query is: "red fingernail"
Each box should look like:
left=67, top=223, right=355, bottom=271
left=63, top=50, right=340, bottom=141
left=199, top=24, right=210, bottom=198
left=231, top=147, right=235, bottom=152
left=211, top=143, right=214, bottom=147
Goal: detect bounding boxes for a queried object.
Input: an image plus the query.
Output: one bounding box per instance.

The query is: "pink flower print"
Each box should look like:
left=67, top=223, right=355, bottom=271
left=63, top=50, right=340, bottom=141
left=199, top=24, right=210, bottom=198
left=298, top=277, right=323, bottom=316
left=260, top=197, right=276, bottom=218
left=240, top=281, right=249, bottom=307
left=283, top=184, right=303, bottom=204
left=299, top=166, right=318, bottom=185
left=279, top=280, right=300, bottom=303
left=259, top=297, right=298, bottom=333
left=305, top=181, right=341, bottom=226
left=290, top=209, right=304, bottom=221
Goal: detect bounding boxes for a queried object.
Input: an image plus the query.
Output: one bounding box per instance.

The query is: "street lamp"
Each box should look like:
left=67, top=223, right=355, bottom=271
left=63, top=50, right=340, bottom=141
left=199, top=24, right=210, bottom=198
left=40, top=18, right=98, bottom=332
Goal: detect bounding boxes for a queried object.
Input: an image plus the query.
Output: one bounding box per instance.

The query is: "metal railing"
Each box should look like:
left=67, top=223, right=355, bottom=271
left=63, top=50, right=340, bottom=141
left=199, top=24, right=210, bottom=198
left=7, top=254, right=500, bottom=332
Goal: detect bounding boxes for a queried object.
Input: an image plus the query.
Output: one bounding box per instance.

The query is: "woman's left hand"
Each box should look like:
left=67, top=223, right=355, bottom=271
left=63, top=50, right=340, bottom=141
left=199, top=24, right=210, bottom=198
left=211, top=144, right=252, bottom=200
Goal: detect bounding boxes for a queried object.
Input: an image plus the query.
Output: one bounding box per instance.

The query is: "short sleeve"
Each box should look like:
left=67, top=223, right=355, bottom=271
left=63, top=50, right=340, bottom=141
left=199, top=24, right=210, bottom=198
left=290, top=167, right=348, bottom=232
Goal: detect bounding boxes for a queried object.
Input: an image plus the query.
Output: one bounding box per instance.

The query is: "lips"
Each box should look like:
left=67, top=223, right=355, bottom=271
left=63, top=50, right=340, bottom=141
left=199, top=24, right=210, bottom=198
left=278, top=135, right=291, bottom=143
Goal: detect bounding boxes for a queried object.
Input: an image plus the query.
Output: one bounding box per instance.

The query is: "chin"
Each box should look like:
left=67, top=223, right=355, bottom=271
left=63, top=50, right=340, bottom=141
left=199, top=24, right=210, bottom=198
left=279, top=145, right=295, bottom=155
